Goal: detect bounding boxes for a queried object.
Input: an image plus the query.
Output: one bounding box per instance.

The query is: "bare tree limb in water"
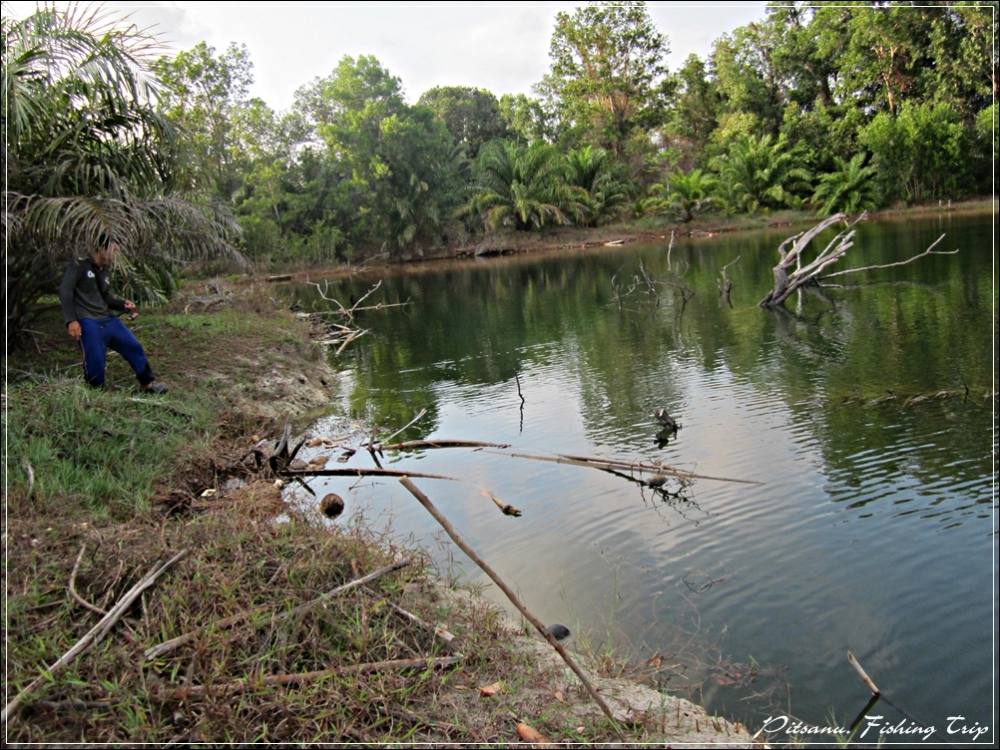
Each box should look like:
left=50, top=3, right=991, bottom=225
left=760, top=214, right=957, bottom=308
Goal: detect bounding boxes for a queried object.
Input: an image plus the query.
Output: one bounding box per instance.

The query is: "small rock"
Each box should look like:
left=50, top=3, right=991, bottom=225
left=544, top=623, right=571, bottom=641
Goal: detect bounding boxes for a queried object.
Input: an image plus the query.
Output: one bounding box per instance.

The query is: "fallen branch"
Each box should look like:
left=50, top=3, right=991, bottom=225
left=335, top=328, right=368, bottom=355
left=3, top=550, right=187, bottom=723
left=847, top=650, right=880, bottom=695
left=821, top=234, right=955, bottom=279
left=144, top=559, right=411, bottom=661
left=68, top=544, right=106, bottom=617
left=375, top=408, right=429, bottom=447
left=484, top=491, right=523, bottom=517
left=383, top=439, right=511, bottom=451
left=760, top=214, right=955, bottom=308
left=487, top=448, right=760, bottom=485
left=281, top=467, right=459, bottom=481
left=23, top=460, right=34, bottom=500
left=161, top=655, right=461, bottom=701
left=399, top=478, right=624, bottom=736
left=382, top=440, right=752, bottom=484
left=366, top=589, right=462, bottom=651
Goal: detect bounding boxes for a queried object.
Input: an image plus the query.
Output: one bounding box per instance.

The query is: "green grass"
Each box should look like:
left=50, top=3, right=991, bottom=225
left=5, top=380, right=215, bottom=520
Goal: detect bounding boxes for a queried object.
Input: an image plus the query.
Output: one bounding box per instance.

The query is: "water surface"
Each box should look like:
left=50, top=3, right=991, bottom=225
left=291, top=213, right=995, bottom=738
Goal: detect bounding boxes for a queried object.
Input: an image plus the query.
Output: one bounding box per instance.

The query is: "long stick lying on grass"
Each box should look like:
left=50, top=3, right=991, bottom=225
left=362, top=587, right=461, bottom=651
left=3, top=549, right=187, bottom=724
left=399, top=478, right=624, bottom=736
left=145, top=559, right=411, bottom=661
left=162, top=655, right=461, bottom=701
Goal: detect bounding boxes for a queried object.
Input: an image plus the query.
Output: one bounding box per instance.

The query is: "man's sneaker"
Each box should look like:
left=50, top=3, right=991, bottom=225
left=142, top=382, right=169, bottom=395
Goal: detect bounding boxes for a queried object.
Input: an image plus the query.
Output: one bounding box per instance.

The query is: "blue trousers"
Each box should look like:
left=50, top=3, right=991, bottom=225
left=80, top=317, right=155, bottom=387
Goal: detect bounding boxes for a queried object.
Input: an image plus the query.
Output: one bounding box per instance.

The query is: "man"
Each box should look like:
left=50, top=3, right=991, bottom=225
left=59, top=238, right=168, bottom=393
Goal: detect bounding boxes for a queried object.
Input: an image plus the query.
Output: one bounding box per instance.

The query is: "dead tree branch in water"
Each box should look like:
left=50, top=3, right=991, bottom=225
left=399, top=478, right=624, bottom=736
left=305, top=279, right=410, bottom=353
left=719, top=255, right=741, bottom=306
left=759, top=214, right=957, bottom=308
left=821, top=234, right=956, bottom=279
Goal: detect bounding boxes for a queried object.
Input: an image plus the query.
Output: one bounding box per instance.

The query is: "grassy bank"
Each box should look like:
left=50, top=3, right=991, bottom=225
left=4, top=283, right=752, bottom=744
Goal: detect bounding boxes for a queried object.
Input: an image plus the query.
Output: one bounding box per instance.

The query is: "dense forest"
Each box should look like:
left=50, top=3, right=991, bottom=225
left=3, top=1, right=996, bottom=335
left=152, top=1, right=996, bottom=264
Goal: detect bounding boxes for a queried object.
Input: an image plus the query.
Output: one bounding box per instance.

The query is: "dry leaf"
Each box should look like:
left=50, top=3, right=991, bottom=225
left=307, top=455, right=329, bottom=468
left=479, top=681, right=502, bottom=697
left=516, top=723, right=552, bottom=745
left=305, top=437, right=326, bottom=447
left=553, top=690, right=565, bottom=702
left=646, top=653, right=663, bottom=669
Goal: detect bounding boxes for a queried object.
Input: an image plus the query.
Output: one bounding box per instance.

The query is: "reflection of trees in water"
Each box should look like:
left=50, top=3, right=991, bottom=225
left=299, top=218, right=992, bottom=522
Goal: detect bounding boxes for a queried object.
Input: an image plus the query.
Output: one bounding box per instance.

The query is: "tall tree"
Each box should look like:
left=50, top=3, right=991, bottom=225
left=307, top=56, right=464, bottom=256
left=540, top=1, right=670, bottom=157
left=498, top=93, right=558, bottom=144
left=153, top=41, right=257, bottom=201
left=417, top=86, right=508, bottom=159
left=711, top=22, right=785, bottom=135
left=663, top=54, right=720, bottom=165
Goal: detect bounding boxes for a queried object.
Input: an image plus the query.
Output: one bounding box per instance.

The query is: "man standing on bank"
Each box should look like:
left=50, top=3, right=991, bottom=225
left=59, top=237, right=168, bottom=393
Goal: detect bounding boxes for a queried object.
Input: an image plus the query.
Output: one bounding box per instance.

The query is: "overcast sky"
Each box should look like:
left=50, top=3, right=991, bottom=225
left=5, top=1, right=768, bottom=111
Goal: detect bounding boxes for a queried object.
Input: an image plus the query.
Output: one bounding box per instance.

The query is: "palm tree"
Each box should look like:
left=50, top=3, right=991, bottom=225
left=562, top=145, right=631, bottom=227
left=3, top=6, right=240, bottom=344
left=811, top=153, right=879, bottom=216
left=642, top=169, right=718, bottom=222
left=711, top=134, right=813, bottom=213
left=467, top=141, right=568, bottom=231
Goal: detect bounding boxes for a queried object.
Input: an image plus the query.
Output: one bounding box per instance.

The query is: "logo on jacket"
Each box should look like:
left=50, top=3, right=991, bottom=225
left=87, top=270, right=96, bottom=278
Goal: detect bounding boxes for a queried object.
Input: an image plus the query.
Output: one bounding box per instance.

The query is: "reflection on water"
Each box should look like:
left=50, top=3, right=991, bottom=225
left=289, top=213, right=995, bottom=734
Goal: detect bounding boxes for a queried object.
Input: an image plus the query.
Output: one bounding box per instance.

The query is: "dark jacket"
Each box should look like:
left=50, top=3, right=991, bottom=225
left=59, top=257, right=126, bottom=324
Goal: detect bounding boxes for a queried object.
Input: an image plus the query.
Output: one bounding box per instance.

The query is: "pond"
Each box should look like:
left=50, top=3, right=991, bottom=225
left=290, top=212, right=995, bottom=736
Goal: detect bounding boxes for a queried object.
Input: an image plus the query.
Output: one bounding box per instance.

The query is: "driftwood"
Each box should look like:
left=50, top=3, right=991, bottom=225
left=3, top=550, right=187, bottom=723
left=145, top=559, right=411, bottom=661
left=161, top=656, right=461, bottom=701
left=281, top=466, right=459, bottom=481
left=847, top=650, right=880, bottom=695
left=372, top=408, right=429, bottom=448
left=378, top=439, right=756, bottom=486
left=822, top=233, right=955, bottom=279
left=719, top=255, right=741, bottom=307
left=399, top=478, right=624, bottom=735
left=760, top=213, right=957, bottom=308
left=487, top=448, right=760, bottom=485
left=759, top=213, right=861, bottom=307
left=383, top=439, right=511, bottom=451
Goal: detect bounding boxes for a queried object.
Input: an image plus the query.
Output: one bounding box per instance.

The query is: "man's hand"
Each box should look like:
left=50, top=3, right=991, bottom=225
left=67, top=321, right=82, bottom=341
left=124, top=300, right=138, bottom=320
